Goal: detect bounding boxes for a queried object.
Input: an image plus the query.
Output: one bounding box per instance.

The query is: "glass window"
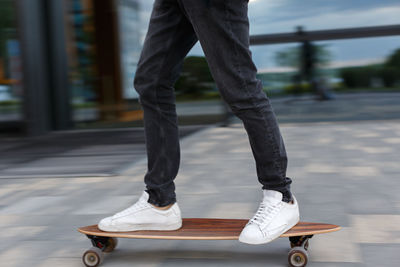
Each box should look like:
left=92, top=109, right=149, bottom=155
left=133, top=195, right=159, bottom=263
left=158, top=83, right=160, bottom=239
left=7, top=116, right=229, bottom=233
left=0, top=0, right=23, bottom=124
left=64, top=0, right=155, bottom=128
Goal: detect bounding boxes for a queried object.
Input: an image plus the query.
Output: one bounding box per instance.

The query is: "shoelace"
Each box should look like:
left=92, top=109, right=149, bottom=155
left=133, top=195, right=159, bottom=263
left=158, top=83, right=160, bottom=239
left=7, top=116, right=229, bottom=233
left=249, top=201, right=284, bottom=226
left=114, top=200, right=148, bottom=217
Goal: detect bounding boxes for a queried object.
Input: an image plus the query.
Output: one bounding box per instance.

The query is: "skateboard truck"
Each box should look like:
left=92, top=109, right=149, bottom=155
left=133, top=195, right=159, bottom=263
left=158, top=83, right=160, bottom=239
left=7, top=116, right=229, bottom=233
left=288, top=235, right=313, bottom=267
left=83, top=235, right=118, bottom=267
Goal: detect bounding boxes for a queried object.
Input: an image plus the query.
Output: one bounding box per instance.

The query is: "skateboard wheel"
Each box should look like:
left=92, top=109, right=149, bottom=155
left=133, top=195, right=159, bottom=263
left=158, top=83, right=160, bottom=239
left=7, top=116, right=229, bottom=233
left=288, top=246, right=308, bottom=267
left=83, top=247, right=103, bottom=267
left=103, top=237, right=118, bottom=253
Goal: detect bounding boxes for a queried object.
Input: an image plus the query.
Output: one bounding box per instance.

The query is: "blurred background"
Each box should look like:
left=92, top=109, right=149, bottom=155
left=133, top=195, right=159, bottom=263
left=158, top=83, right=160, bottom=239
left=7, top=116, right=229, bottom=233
left=0, top=0, right=399, bottom=266
left=0, top=0, right=399, bottom=135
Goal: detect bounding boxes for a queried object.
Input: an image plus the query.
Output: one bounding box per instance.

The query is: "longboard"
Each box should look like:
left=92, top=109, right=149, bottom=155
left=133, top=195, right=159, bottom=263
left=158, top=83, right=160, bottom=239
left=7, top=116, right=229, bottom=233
left=78, top=218, right=340, bottom=267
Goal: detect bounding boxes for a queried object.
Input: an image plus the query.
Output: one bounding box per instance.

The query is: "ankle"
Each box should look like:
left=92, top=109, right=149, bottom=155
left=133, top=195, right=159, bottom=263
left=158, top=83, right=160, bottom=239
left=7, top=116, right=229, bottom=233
left=151, top=203, right=174, bottom=210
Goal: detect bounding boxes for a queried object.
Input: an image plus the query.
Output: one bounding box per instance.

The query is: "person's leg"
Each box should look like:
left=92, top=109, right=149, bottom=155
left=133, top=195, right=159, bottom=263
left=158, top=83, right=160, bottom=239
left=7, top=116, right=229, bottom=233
left=180, top=0, right=292, bottom=201
left=180, top=0, right=299, bottom=244
left=98, top=0, right=198, bottom=232
left=134, top=0, right=198, bottom=207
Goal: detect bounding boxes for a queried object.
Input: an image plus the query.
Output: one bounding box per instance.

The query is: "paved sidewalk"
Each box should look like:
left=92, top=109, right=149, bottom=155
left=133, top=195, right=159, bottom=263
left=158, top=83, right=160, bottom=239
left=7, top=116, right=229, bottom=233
left=0, top=126, right=203, bottom=178
left=0, top=120, right=400, bottom=266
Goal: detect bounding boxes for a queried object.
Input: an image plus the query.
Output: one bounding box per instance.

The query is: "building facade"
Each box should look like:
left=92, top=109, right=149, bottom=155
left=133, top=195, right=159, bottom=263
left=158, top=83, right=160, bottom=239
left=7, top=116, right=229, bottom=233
left=0, top=0, right=146, bottom=136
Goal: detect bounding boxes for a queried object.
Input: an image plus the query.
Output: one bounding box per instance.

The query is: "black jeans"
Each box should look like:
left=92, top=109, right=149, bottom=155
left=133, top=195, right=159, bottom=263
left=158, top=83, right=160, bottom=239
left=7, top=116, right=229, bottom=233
left=133, top=0, right=292, bottom=207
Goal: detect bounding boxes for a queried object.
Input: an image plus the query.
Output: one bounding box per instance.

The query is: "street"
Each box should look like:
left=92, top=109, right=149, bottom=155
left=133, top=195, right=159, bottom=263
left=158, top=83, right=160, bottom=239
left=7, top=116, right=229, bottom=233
left=0, top=119, right=399, bottom=266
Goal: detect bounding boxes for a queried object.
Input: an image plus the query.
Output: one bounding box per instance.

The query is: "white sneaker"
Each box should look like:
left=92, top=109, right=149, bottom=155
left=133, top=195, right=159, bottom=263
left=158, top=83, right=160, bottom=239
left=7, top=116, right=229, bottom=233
left=239, top=190, right=300, bottom=245
left=98, top=191, right=182, bottom=232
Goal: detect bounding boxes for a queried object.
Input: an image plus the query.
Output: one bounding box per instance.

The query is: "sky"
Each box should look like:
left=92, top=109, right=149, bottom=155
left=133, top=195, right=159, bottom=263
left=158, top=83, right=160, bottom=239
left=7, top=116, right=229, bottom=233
left=138, top=0, right=400, bottom=70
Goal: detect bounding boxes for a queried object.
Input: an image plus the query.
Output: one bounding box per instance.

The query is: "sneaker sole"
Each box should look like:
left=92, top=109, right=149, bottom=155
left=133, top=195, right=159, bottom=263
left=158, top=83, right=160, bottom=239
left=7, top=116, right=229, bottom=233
left=238, top=216, right=300, bottom=245
left=98, top=221, right=182, bottom=232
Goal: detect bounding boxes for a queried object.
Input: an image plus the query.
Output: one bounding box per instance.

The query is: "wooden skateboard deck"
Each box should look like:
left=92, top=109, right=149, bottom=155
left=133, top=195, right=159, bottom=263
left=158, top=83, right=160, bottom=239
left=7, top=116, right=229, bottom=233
left=78, top=218, right=340, bottom=240
left=78, top=218, right=340, bottom=267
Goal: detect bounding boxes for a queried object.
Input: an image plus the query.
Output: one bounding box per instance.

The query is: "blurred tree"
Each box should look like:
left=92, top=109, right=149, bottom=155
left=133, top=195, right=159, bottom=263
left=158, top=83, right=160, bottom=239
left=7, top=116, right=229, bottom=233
left=340, top=62, right=399, bottom=89
left=340, top=67, right=375, bottom=88
left=379, top=67, right=398, bottom=87
left=275, top=43, right=334, bottom=99
left=385, top=48, right=400, bottom=69
left=175, top=56, right=215, bottom=96
left=275, top=44, right=332, bottom=70
left=275, top=47, right=300, bottom=68
left=382, top=48, right=400, bottom=87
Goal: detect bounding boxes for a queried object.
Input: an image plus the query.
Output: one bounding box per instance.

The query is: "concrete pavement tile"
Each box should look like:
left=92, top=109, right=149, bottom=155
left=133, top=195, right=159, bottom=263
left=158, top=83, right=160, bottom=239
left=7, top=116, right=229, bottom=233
left=36, top=258, right=82, bottom=267
left=0, top=241, right=65, bottom=267
left=351, top=215, right=400, bottom=244
left=296, top=200, right=348, bottom=227
left=0, top=215, right=61, bottom=227
left=342, top=166, right=382, bottom=178
left=94, top=239, right=178, bottom=266
left=360, top=244, right=400, bottom=267
left=0, top=196, right=69, bottom=215
left=0, top=226, right=47, bottom=240
left=72, top=195, right=138, bottom=215
left=206, top=202, right=253, bottom=219
left=344, top=191, right=396, bottom=215
left=310, top=227, right=362, bottom=263
left=307, top=264, right=363, bottom=267
left=302, top=163, right=339, bottom=174
left=160, top=239, right=291, bottom=267
left=178, top=181, right=220, bottom=195
left=0, top=215, right=21, bottom=226
left=383, top=137, right=400, bottom=144
left=31, top=227, right=85, bottom=242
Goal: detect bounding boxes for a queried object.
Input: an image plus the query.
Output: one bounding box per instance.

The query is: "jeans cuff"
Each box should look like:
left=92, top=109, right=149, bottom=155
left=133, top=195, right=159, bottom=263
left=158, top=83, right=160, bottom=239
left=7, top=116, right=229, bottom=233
left=145, top=188, right=176, bottom=207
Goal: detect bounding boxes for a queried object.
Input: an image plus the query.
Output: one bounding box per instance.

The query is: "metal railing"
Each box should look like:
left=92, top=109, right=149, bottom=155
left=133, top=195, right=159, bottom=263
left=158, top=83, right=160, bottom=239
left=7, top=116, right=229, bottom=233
left=250, top=24, right=400, bottom=45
